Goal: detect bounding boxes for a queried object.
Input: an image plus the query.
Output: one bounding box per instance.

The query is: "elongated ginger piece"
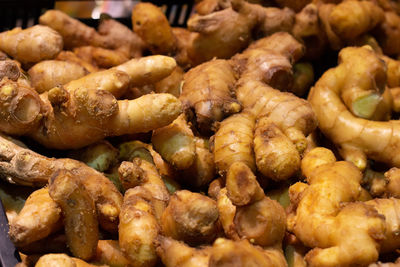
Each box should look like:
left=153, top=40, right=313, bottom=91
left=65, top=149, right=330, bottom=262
left=0, top=25, right=63, bottom=65
left=62, top=55, right=177, bottom=98
left=213, top=111, right=255, bottom=175
left=152, top=114, right=196, bottom=170
left=287, top=147, right=386, bottom=266
left=329, top=1, right=384, bottom=40
left=94, top=240, right=131, bottom=267
left=132, top=2, right=177, bottom=56
left=161, top=190, right=220, bottom=246
left=39, top=10, right=105, bottom=49
left=308, top=46, right=400, bottom=169
left=180, top=59, right=240, bottom=134
left=0, top=135, right=122, bottom=232
left=254, top=117, right=300, bottom=181
left=49, top=170, right=99, bottom=260
left=9, top=188, right=62, bottom=247
left=0, top=75, right=181, bottom=149
left=118, top=158, right=170, bottom=220
left=28, top=60, right=88, bottom=93
left=119, top=186, right=159, bottom=267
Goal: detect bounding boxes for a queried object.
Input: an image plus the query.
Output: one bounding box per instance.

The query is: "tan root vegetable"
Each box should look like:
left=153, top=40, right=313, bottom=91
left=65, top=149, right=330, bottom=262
left=28, top=60, right=88, bottom=93
left=9, top=188, right=62, bottom=247
left=0, top=25, right=63, bottom=65
left=49, top=170, right=99, bottom=260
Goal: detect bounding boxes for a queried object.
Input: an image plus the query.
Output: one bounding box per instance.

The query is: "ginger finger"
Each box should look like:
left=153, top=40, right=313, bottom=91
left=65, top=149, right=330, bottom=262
left=208, top=177, right=224, bottom=200
left=180, top=59, right=240, bottom=135
left=0, top=135, right=122, bottom=232
left=49, top=170, right=99, bottom=261
left=0, top=25, right=63, bottom=65
left=161, top=190, right=220, bottom=246
left=329, top=1, right=384, bottom=41
left=254, top=116, right=300, bottom=181
left=152, top=114, right=196, bottom=170
left=132, top=2, right=177, bottom=56
left=63, top=55, right=176, bottom=98
left=213, top=111, right=255, bottom=175
left=225, top=162, right=264, bottom=206
left=308, top=46, right=400, bottom=169
left=9, top=188, right=62, bottom=247
left=39, top=10, right=105, bottom=49
left=28, top=60, right=88, bottom=93
left=119, top=187, right=159, bottom=267
left=93, top=240, right=131, bottom=267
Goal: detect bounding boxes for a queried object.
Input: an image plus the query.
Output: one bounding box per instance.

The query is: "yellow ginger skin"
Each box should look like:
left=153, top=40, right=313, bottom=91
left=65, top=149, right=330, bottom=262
left=287, top=147, right=386, bottom=267
left=308, top=46, right=400, bottom=169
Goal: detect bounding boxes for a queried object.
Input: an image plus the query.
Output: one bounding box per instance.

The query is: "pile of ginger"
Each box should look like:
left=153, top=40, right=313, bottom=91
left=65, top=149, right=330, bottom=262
left=2, top=0, right=400, bottom=266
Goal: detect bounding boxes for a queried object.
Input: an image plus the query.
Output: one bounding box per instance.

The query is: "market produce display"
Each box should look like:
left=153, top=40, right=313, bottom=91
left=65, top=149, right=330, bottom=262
left=1, top=0, right=400, bottom=266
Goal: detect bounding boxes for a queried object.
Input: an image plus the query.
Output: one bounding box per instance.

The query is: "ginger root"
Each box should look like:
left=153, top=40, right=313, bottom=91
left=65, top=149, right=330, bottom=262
left=161, top=190, right=221, bottom=246
left=287, top=147, right=386, bottom=266
left=0, top=25, right=63, bottom=65
left=308, top=46, right=400, bottom=169
left=9, top=188, right=62, bottom=247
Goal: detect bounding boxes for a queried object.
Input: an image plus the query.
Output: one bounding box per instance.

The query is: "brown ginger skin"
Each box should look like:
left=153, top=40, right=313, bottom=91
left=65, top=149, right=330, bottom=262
left=49, top=170, right=99, bottom=261
left=161, top=190, right=221, bottom=246
left=180, top=59, right=241, bottom=135
left=119, top=186, right=160, bottom=267
left=9, top=188, right=62, bottom=247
